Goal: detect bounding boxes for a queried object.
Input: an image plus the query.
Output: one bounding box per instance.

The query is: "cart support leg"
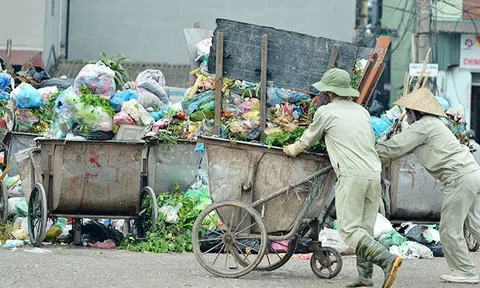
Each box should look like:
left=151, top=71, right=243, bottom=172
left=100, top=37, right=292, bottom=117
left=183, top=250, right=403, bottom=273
left=73, top=218, right=82, bottom=246
left=309, top=218, right=329, bottom=265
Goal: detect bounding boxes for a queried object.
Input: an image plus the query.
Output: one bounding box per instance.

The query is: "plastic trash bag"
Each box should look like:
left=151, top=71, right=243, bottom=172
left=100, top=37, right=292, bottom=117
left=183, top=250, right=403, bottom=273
left=196, top=38, right=212, bottom=61
left=0, top=73, right=11, bottom=90
left=184, top=186, right=211, bottom=211
left=426, top=242, right=444, bottom=257
left=110, top=89, right=138, bottom=112
left=160, top=203, right=182, bottom=224
left=40, top=78, right=74, bottom=90
left=11, top=83, right=43, bottom=109
left=135, top=69, right=169, bottom=106
left=121, top=99, right=154, bottom=127
left=75, top=106, right=113, bottom=132
left=374, top=213, right=393, bottom=238
left=371, top=116, right=393, bottom=139
left=181, top=90, right=215, bottom=115
left=15, top=110, right=39, bottom=133
left=378, top=229, right=405, bottom=248
left=368, top=99, right=385, bottom=117
left=89, top=239, right=116, bottom=249
left=405, top=225, right=429, bottom=245
left=319, top=228, right=354, bottom=255
left=435, top=96, right=450, bottom=110
left=423, top=225, right=441, bottom=244
left=149, top=111, right=163, bottom=121
left=4, top=239, right=25, bottom=249
left=0, top=91, right=8, bottom=101
left=8, top=197, right=27, bottom=216
left=190, top=109, right=214, bottom=122
left=390, top=241, right=433, bottom=259
left=37, top=86, right=58, bottom=101
left=267, top=87, right=310, bottom=106
left=114, top=111, right=136, bottom=126
left=73, top=63, right=116, bottom=99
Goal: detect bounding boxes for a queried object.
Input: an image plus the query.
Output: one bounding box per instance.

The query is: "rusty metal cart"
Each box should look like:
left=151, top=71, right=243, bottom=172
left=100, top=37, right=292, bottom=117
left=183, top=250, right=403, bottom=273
left=27, top=139, right=158, bottom=246
left=192, top=136, right=339, bottom=278
left=145, top=138, right=206, bottom=193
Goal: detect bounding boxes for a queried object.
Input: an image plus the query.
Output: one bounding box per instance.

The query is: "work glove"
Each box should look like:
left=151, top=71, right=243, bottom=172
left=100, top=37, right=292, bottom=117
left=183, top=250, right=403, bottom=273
left=283, top=141, right=305, bottom=158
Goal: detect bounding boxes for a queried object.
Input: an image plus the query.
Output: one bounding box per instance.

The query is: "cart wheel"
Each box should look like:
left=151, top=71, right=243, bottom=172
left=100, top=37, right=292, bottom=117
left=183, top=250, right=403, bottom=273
left=28, top=183, right=48, bottom=247
left=0, top=181, right=8, bottom=223
left=192, top=201, right=267, bottom=278
left=235, top=238, right=298, bottom=271
left=464, top=225, right=480, bottom=252
left=135, top=186, right=158, bottom=239
left=310, top=246, right=343, bottom=279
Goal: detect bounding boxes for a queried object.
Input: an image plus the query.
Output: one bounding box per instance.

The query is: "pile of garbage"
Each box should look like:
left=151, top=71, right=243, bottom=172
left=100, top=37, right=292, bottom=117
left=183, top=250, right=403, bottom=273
left=330, top=213, right=442, bottom=260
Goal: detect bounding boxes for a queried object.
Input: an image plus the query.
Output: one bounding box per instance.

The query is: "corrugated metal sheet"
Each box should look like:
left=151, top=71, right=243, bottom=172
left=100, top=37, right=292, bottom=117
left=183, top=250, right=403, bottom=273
left=433, top=20, right=480, bottom=34
left=50, top=60, right=192, bottom=88
left=437, top=33, right=460, bottom=70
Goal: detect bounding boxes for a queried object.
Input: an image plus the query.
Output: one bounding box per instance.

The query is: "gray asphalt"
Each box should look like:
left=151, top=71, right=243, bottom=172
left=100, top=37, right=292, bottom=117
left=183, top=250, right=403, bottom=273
left=0, top=247, right=478, bottom=288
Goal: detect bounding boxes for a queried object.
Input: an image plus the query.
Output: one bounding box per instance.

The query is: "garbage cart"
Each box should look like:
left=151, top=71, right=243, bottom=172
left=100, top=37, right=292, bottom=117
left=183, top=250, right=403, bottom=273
left=27, top=139, right=158, bottom=246
left=192, top=136, right=339, bottom=278
left=145, top=138, right=206, bottom=193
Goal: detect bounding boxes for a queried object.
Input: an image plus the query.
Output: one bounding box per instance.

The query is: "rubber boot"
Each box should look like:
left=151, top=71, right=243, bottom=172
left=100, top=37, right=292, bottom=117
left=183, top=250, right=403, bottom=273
left=357, top=236, right=403, bottom=288
left=346, top=256, right=374, bottom=288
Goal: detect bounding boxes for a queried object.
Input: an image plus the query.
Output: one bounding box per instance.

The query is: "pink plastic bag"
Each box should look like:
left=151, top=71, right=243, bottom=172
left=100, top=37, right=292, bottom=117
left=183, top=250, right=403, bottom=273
left=89, top=239, right=116, bottom=249
left=114, top=111, right=136, bottom=126
left=270, top=240, right=290, bottom=253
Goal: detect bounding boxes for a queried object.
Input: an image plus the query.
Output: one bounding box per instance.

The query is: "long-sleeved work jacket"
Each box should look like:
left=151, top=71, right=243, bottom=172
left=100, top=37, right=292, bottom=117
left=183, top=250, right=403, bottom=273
left=376, top=115, right=479, bottom=184
left=299, top=98, right=381, bottom=181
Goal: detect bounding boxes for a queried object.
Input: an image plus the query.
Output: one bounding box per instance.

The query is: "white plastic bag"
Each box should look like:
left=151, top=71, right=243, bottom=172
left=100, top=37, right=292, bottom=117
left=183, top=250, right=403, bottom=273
left=374, top=213, right=393, bottom=239
left=319, top=228, right=354, bottom=255
left=74, top=63, right=116, bottom=99
left=160, top=203, right=182, bottom=224
left=389, top=241, right=433, bottom=259
left=121, top=99, right=154, bottom=127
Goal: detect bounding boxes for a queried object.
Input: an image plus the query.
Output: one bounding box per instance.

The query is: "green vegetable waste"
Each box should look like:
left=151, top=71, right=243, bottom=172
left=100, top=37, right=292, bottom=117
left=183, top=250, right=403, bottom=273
left=120, top=190, right=216, bottom=253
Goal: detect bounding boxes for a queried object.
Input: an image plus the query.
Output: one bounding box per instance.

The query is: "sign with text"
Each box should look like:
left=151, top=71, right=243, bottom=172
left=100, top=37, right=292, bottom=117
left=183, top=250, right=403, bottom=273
left=460, top=34, right=480, bottom=71
left=409, top=63, right=438, bottom=77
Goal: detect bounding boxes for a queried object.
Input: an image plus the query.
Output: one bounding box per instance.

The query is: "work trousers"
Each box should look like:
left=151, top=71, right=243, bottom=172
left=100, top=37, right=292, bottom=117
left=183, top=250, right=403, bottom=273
left=441, top=169, right=480, bottom=276
left=335, top=176, right=382, bottom=248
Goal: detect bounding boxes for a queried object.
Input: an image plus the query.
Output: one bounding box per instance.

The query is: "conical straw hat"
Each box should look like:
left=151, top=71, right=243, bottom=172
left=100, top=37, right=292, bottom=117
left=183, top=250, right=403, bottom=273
left=394, top=88, right=447, bottom=117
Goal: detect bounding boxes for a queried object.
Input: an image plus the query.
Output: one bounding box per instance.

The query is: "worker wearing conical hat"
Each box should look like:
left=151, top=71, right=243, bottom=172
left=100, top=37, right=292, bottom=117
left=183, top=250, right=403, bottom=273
left=376, top=88, right=480, bottom=284
left=284, top=68, right=403, bottom=288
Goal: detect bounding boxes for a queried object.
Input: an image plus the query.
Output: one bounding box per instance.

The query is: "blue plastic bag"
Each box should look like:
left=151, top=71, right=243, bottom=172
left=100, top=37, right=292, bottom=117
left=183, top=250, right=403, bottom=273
left=55, top=86, right=75, bottom=113
left=110, top=89, right=138, bottom=112
left=435, top=96, right=449, bottom=110
left=371, top=116, right=393, bottom=139
left=0, top=73, right=11, bottom=90
left=149, top=111, right=163, bottom=121
left=0, top=91, right=9, bottom=101
left=13, top=83, right=43, bottom=109
left=267, top=87, right=310, bottom=106
left=181, top=90, right=215, bottom=115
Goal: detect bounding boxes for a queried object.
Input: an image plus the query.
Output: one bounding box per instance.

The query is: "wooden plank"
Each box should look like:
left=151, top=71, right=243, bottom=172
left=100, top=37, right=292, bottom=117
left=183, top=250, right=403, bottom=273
left=356, top=37, right=392, bottom=106
left=260, top=34, right=268, bottom=143
left=328, top=44, right=340, bottom=69
left=209, top=19, right=358, bottom=92
left=214, top=31, right=224, bottom=136
left=363, top=62, right=386, bottom=106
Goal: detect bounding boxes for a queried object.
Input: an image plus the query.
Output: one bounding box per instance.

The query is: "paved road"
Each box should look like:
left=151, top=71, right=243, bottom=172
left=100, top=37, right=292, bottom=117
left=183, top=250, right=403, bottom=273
left=0, top=247, right=478, bottom=288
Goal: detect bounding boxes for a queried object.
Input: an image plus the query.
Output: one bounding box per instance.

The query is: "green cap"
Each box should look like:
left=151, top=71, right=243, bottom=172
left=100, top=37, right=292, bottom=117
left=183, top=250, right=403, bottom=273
left=311, top=68, right=360, bottom=98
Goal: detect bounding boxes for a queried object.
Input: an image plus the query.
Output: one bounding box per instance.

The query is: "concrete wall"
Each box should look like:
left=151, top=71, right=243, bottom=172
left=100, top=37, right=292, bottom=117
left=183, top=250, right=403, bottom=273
left=67, top=0, right=356, bottom=63
left=43, top=0, right=64, bottom=69
left=0, top=0, right=47, bottom=51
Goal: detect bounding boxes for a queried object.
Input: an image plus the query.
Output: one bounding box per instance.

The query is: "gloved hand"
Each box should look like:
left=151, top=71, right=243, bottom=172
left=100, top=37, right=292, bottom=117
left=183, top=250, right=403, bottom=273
left=283, top=141, right=305, bottom=158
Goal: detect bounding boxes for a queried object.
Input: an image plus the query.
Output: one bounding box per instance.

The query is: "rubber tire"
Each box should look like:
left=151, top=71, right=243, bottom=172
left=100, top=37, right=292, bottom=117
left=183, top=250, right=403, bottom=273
left=464, top=225, right=480, bottom=252
left=28, top=183, right=48, bottom=247
left=135, top=186, right=158, bottom=238
left=192, top=201, right=267, bottom=278
left=0, top=181, right=8, bottom=223
left=310, top=246, right=343, bottom=279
